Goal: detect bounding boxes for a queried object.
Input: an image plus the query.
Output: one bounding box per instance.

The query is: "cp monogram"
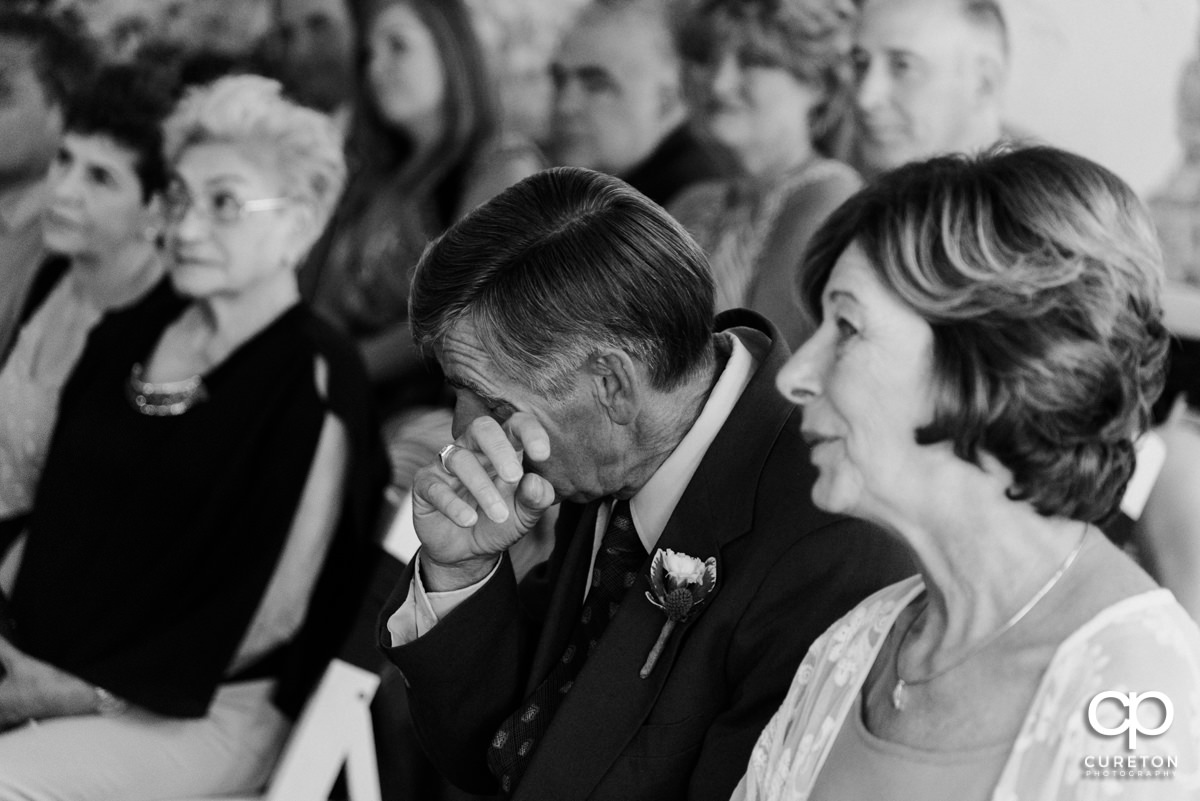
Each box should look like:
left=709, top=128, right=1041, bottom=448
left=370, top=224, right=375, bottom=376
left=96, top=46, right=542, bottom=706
left=1087, top=691, right=1174, bottom=749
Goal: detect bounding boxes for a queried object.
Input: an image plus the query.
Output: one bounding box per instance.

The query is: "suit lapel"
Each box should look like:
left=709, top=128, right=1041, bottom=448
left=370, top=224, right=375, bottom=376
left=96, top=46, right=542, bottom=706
left=516, top=312, right=796, bottom=799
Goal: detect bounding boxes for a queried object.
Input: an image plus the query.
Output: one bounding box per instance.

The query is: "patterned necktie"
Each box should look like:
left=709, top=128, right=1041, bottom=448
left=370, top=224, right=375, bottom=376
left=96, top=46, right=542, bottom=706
left=487, top=499, right=646, bottom=795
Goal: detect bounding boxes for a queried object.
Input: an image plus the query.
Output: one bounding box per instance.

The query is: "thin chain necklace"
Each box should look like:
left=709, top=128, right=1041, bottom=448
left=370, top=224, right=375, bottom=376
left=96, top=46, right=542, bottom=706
left=891, top=523, right=1090, bottom=712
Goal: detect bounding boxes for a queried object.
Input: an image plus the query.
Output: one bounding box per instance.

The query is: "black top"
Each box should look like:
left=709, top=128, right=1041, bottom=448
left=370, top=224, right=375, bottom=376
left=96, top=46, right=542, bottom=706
left=1155, top=336, right=1200, bottom=421
left=10, top=283, right=386, bottom=718
left=621, top=123, right=735, bottom=209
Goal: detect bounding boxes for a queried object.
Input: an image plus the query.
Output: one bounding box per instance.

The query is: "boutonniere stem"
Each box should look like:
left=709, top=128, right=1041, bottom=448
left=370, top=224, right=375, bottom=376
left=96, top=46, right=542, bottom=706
left=640, top=550, right=716, bottom=678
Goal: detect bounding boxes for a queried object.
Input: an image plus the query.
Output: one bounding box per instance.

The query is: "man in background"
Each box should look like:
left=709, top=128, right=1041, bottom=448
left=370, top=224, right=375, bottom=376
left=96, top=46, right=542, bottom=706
left=549, top=0, right=731, bottom=206
left=850, top=0, right=1008, bottom=175
left=268, top=0, right=357, bottom=130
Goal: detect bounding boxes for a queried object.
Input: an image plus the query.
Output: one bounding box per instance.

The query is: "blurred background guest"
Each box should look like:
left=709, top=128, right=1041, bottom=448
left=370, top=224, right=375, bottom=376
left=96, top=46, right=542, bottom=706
left=743, top=146, right=1200, bottom=800
left=51, top=0, right=180, bottom=62
left=266, top=0, right=358, bottom=129
left=464, top=0, right=587, bottom=152
left=548, top=0, right=732, bottom=207
left=0, top=61, right=174, bottom=528
left=57, top=0, right=271, bottom=85
left=0, top=74, right=386, bottom=800
left=0, top=9, right=94, bottom=367
left=849, top=0, right=1008, bottom=177
left=160, top=0, right=273, bottom=64
left=300, top=0, right=542, bottom=485
left=670, top=0, right=859, bottom=348
left=1136, top=394, right=1200, bottom=621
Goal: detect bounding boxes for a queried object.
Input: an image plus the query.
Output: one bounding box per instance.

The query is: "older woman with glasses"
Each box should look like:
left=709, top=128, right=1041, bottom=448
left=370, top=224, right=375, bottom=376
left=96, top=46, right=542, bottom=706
left=0, top=74, right=386, bottom=800
left=734, top=146, right=1200, bottom=801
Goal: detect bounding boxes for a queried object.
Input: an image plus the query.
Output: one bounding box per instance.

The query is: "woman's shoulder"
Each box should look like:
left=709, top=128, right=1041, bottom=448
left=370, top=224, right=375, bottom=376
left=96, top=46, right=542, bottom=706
left=806, top=576, right=924, bottom=663
left=457, top=131, right=546, bottom=215
left=295, top=305, right=375, bottom=415
left=1058, top=589, right=1200, bottom=674
left=1029, top=589, right=1200, bottom=744
left=1004, top=590, right=1200, bottom=798
left=666, top=179, right=730, bottom=227
left=773, top=158, right=861, bottom=211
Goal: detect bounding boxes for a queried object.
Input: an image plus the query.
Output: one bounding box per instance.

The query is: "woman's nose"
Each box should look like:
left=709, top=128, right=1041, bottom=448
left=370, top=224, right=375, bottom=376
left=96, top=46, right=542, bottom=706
left=50, top=164, right=81, bottom=202
left=708, top=52, right=742, bottom=100
left=776, top=335, right=825, bottom=406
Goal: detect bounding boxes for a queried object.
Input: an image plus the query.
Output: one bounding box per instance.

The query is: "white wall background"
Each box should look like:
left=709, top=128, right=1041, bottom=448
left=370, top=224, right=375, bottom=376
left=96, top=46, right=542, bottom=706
left=1003, top=0, right=1199, bottom=197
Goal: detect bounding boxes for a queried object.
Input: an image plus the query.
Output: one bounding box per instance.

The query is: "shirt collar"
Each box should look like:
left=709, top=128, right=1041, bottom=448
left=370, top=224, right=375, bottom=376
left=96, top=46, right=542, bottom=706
left=624, top=333, right=757, bottom=553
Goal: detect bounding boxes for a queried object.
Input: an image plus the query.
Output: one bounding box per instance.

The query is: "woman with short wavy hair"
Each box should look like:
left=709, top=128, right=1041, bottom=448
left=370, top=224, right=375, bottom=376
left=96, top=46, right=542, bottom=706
left=738, top=146, right=1200, bottom=800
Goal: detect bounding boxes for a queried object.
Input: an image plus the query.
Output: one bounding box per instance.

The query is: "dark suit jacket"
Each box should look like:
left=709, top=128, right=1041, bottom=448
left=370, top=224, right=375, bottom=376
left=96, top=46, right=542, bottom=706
left=379, top=310, right=915, bottom=801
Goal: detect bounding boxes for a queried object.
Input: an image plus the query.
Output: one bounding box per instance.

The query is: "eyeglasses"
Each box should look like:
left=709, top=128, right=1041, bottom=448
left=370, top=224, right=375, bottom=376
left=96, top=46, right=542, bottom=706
left=163, top=182, right=291, bottom=225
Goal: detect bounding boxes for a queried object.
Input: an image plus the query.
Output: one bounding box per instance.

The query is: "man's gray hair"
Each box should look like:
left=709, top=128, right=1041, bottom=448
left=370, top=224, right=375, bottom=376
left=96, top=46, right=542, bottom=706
left=411, top=167, right=716, bottom=398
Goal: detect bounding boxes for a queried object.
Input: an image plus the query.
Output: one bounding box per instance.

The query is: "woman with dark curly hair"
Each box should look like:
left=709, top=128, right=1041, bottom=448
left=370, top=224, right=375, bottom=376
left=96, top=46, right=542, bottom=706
left=669, top=0, right=860, bottom=348
left=738, top=146, right=1200, bottom=800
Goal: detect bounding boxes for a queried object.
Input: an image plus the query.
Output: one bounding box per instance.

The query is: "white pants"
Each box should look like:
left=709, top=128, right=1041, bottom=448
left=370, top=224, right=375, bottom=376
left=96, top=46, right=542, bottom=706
left=0, top=679, right=289, bottom=801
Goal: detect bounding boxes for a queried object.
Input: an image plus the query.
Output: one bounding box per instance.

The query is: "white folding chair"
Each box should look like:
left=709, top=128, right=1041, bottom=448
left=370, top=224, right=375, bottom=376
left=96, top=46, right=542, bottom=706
left=172, top=658, right=382, bottom=801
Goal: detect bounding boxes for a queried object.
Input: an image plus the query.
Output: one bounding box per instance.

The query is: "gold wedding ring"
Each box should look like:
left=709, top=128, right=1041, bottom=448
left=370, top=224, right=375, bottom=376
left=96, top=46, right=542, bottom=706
left=438, top=442, right=460, bottom=473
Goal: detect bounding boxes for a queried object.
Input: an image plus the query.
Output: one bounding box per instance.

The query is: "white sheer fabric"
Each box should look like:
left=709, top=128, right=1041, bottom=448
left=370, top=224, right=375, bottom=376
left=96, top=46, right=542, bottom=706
left=732, top=576, right=1200, bottom=801
left=0, top=277, right=103, bottom=518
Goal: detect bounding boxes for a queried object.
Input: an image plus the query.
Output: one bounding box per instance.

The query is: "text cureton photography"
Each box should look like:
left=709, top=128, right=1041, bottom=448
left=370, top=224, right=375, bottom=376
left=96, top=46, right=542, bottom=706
left=1082, top=690, right=1180, bottom=780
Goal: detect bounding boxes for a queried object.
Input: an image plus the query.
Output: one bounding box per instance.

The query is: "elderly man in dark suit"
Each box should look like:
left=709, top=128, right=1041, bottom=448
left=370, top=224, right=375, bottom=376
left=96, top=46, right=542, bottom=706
left=379, top=167, right=913, bottom=801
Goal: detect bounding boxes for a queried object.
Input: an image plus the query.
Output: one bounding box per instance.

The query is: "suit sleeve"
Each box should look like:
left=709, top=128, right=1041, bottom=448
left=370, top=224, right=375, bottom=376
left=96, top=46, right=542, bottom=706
left=378, top=551, right=535, bottom=793
left=686, top=517, right=915, bottom=801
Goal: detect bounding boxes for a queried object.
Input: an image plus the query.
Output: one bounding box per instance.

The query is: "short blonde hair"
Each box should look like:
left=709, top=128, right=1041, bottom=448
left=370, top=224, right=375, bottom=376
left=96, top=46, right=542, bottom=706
left=163, top=74, right=347, bottom=230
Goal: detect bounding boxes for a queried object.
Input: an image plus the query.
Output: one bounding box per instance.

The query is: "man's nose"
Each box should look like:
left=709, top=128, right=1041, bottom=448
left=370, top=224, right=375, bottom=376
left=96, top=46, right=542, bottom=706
left=855, top=58, right=888, bottom=113
left=554, top=76, right=585, bottom=117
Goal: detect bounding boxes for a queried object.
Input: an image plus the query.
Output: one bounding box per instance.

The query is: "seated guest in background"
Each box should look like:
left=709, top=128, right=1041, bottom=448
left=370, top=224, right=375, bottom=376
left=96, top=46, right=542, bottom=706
left=549, top=0, right=733, bottom=207
left=52, top=0, right=175, bottom=62
left=1138, top=394, right=1200, bottom=621
left=464, top=0, right=586, bottom=153
left=379, top=167, right=913, bottom=801
left=0, top=61, right=173, bottom=525
left=671, top=0, right=860, bottom=349
left=0, top=74, right=386, bottom=800
left=740, top=146, right=1200, bottom=800
left=160, top=0, right=273, bottom=65
left=0, top=9, right=94, bottom=366
left=267, top=0, right=358, bottom=129
left=302, top=0, right=542, bottom=415
left=849, top=0, right=1007, bottom=177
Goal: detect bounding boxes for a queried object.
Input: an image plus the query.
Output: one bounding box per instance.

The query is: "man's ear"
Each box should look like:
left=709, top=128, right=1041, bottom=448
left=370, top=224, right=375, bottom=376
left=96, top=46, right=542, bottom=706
left=588, top=349, right=642, bottom=426
left=972, top=50, right=1006, bottom=107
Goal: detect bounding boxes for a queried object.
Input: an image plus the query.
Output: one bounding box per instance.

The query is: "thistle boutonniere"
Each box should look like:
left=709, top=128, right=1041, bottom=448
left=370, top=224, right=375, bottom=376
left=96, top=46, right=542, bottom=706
left=639, top=549, right=717, bottom=678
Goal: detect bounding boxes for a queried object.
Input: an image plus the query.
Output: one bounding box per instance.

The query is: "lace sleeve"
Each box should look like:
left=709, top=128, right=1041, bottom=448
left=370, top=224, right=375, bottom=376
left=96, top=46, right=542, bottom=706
left=998, top=591, right=1200, bottom=801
